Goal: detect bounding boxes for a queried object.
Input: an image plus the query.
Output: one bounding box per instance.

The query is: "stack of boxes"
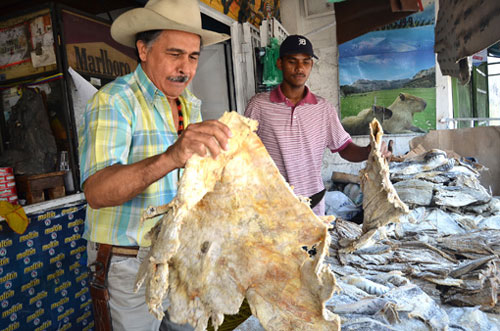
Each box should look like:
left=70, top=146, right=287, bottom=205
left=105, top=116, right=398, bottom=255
left=0, top=167, right=18, bottom=204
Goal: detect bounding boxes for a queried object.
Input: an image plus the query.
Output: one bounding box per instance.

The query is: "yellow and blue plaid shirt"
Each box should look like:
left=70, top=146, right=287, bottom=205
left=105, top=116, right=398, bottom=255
left=79, top=64, right=202, bottom=246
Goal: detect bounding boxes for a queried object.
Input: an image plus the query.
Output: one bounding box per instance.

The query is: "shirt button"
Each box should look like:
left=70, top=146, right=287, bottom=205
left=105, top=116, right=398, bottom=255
left=293, top=116, right=297, bottom=119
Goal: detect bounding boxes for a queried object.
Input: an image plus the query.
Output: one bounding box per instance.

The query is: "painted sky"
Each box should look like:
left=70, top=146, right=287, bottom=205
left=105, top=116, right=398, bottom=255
left=339, top=25, right=435, bottom=86
left=411, top=1, right=435, bottom=24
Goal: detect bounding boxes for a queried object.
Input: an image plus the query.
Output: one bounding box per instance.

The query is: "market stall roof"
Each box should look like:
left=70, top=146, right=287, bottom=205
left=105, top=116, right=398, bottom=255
left=334, top=0, right=421, bottom=44
left=0, top=0, right=143, bottom=16
left=2, top=0, right=498, bottom=83
left=0, top=0, right=421, bottom=40
left=435, top=0, right=500, bottom=83
left=0, top=0, right=420, bottom=34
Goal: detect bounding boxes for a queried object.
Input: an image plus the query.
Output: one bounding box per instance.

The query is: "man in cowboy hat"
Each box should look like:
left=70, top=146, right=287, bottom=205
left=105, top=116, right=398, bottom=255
left=79, top=0, right=231, bottom=330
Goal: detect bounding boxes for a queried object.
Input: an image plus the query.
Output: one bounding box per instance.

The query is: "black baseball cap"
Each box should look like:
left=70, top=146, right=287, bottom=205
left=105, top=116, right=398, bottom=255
left=279, top=35, right=318, bottom=59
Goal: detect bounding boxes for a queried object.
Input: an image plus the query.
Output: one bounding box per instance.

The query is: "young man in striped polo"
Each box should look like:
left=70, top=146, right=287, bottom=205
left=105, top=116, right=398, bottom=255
left=245, top=35, right=376, bottom=215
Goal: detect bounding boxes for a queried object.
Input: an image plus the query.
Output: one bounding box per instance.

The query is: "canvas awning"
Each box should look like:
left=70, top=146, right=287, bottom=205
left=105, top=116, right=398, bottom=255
left=434, top=0, right=500, bottom=83
left=335, top=0, right=421, bottom=45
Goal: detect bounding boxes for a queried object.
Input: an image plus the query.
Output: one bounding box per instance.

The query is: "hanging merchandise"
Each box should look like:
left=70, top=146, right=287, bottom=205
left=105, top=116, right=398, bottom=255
left=261, top=37, right=282, bottom=87
left=0, top=87, right=58, bottom=175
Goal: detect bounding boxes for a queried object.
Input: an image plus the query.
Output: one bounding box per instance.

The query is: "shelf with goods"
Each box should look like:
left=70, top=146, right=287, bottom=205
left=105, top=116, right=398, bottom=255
left=0, top=3, right=137, bottom=206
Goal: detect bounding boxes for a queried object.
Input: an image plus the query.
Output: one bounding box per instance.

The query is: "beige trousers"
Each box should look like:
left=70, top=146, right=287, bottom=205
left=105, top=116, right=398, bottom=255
left=86, top=241, right=193, bottom=331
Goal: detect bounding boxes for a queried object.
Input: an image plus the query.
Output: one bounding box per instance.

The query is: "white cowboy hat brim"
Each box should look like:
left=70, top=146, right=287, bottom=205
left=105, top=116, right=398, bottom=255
left=111, top=7, right=230, bottom=48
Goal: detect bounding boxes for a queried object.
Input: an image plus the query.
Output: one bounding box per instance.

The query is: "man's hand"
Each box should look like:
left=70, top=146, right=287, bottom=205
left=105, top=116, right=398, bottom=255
left=166, top=120, right=232, bottom=168
left=380, top=139, right=393, bottom=159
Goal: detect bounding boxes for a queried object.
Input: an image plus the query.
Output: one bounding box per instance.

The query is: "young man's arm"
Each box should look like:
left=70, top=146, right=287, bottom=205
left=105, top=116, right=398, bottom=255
left=338, top=140, right=392, bottom=162
left=338, top=142, right=370, bottom=162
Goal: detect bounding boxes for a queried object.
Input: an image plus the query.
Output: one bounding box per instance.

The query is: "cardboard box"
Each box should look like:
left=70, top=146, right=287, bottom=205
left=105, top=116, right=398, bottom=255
left=410, top=126, right=500, bottom=195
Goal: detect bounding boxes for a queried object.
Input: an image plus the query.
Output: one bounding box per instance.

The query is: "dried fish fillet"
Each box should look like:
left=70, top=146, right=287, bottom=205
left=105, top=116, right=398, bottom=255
left=342, top=275, right=390, bottom=295
left=341, top=119, right=409, bottom=253
left=389, top=149, right=450, bottom=175
left=382, top=284, right=449, bottom=330
left=135, top=112, right=340, bottom=331
left=393, top=179, right=434, bottom=206
left=434, top=185, right=491, bottom=207
left=389, top=150, right=482, bottom=184
left=436, top=230, right=500, bottom=256
left=442, top=259, right=499, bottom=311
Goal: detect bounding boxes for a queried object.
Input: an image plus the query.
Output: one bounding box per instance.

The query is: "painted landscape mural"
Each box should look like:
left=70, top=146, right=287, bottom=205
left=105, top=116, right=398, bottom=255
left=339, top=0, right=436, bottom=135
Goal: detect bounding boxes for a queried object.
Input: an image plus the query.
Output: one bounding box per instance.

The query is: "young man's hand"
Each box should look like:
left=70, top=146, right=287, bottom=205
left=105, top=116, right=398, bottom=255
left=380, top=139, right=393, bottom=159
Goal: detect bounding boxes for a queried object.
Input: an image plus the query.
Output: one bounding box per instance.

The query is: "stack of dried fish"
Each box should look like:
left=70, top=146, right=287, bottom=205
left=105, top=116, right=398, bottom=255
left=323, top=122, right=500, bottom=330
left=236, top=120, right=500, bottom=331
left=390, top=149, right=498, bottom=215
left=327, top=219, right=500, bottom=328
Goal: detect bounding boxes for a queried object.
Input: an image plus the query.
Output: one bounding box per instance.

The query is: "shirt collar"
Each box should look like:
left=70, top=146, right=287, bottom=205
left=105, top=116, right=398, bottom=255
left=134, top=63, right=165, bottom=104
left=270, top=84, right=318, bottom=106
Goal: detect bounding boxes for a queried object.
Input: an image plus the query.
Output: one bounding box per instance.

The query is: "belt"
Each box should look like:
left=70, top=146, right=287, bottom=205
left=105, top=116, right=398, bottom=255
left=97, top=244, right=140, bottom=257
left=112, top=245, right=140, bottom=257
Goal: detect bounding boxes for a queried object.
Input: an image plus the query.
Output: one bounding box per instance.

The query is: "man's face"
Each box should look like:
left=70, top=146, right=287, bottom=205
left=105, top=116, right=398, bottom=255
left=138, top=30, right=201, bottom=99
left=277, top=53, right=313, bottom=89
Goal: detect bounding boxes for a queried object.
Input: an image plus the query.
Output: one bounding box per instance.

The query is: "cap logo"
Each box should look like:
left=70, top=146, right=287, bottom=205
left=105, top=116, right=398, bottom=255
left=298, top=38, right=307, bottom=46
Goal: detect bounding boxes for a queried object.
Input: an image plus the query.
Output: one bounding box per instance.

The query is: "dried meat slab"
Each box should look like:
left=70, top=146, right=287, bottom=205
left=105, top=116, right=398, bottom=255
left=340, top=119, right=409, bottom=253
left=135, top=112, right=340, bottom=331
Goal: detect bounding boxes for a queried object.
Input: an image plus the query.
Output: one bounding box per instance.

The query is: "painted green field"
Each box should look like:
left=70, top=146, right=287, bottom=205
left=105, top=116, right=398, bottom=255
left=340, top=87, right=436, bottom=132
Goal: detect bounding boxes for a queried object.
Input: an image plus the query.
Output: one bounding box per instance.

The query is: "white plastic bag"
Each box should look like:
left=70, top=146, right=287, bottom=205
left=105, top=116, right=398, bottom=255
left=324, top=191, right=361, bottom=220
left=343, top=183, right=363, bottom=206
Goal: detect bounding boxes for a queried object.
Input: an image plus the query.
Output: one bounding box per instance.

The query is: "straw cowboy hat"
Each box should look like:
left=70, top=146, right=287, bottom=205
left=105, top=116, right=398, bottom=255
left=111, top=0, right=230, bottom=48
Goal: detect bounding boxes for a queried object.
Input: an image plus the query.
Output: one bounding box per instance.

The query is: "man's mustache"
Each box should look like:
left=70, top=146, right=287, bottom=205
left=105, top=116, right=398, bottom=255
left=168, top=75, right=189, bottom=83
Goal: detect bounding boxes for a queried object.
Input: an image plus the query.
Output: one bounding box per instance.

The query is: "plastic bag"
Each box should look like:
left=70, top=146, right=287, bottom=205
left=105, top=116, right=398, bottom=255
left=261, top=37, right=282, bottom=86
left=343, top=183, right=363, bottom=206
left=324, top=191, right=361, bottom=220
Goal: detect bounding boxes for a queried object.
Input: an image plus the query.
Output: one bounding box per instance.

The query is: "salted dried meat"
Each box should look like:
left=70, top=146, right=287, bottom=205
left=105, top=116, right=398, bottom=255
left=134, top=112, right=340, bottom=331
left=340, top=119, right=409, bottom=253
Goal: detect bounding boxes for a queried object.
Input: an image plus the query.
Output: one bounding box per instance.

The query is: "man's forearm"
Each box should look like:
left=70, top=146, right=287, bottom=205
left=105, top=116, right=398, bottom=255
left=83, top=119, right=231, bottom=209
left=83, top=150, right=177, bottom=209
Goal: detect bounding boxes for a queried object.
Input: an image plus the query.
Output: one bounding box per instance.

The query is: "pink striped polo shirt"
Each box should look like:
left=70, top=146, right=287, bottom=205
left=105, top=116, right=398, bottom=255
left=245, top=85, right=352, bottom=215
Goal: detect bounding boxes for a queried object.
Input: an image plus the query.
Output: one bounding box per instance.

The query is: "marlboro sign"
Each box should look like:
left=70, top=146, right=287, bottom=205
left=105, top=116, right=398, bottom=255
left=62, top=9, right=137, bottom=79
left=70, top=43, right=133, bottom=77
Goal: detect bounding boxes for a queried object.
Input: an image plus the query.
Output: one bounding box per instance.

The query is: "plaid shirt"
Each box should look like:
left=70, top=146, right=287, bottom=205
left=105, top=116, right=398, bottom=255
left=79, top=64, right=202, bottom=246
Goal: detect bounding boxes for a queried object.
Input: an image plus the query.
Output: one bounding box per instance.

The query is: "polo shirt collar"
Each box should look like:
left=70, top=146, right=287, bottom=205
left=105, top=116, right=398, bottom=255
left=134, top=63, right=165, bottom=104
left=270, top=84, right=318, bottom=106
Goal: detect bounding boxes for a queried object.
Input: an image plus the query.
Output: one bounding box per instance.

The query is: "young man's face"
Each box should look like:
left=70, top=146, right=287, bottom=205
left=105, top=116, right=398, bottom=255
left=138, top=30, right=201, bottom=100
left=277, top=53, right=313, bottom=89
